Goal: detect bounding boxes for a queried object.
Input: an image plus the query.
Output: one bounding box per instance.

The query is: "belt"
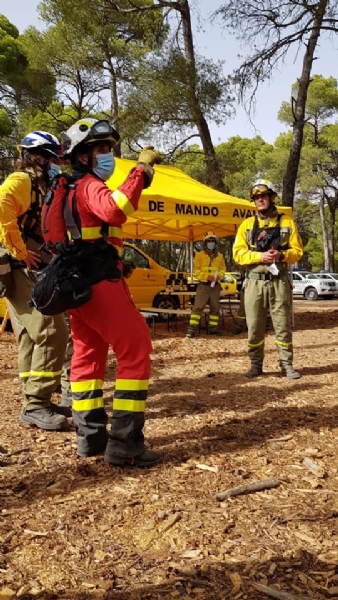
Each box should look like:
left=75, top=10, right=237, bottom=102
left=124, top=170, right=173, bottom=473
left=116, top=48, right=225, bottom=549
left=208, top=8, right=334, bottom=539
left=246, top=272, right=279, bottom=281
left=199, top=281, right=211, bottom=286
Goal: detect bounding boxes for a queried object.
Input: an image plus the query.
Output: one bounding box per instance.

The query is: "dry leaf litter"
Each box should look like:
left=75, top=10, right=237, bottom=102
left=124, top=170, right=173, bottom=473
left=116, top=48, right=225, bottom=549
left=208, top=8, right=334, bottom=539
left=0, top=300, right=338, bottom=599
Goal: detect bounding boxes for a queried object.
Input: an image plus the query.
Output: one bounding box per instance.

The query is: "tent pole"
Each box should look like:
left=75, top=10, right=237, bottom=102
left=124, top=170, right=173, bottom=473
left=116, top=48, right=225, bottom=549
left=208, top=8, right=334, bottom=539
left=189, top=241, right=193, bottom=282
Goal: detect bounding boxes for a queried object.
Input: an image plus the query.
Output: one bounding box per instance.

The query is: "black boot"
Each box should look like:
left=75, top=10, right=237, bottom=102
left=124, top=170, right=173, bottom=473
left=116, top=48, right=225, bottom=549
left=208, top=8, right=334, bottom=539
left=281, top=366, right=301, bottom=379
left=186, top=326, right=196, bottom=338
left=244, top=366, right=263, bottom=379
left=104, top=447, right=162, bottom=468
left=20, top=407, right=69, bottom=431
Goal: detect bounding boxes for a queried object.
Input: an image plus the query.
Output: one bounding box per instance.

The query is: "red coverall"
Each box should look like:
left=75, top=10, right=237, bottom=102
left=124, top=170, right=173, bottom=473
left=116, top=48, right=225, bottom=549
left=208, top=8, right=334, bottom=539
left=68, top=167, right=152, bottom=458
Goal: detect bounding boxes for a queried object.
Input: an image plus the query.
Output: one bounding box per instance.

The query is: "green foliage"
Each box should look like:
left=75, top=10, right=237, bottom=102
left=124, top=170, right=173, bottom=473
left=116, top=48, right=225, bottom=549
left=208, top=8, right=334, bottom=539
left=216, top=136, right=274, bottom=198
left=0, top=14, right=28, bottom=93
left=0, top=109, right=13, bottom=137
left=278, top=75, right=338, bottom=130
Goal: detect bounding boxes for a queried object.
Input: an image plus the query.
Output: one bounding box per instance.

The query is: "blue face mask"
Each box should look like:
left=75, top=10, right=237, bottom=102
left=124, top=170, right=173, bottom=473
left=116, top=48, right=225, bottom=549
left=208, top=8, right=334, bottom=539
left=93, top=153, right=115, bottom=181
left=48, top=163, right=61, bottom=180
left=206, top=242, right=216, bottom=251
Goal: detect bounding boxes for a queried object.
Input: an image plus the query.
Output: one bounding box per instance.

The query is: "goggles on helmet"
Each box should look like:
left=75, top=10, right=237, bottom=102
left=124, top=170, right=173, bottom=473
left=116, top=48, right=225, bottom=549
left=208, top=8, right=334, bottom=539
left=250, top=179, right=277, bottom=201
left=83, top=120, right=120, bottom=145
left=251, top=186, right=271, bottom=199
left=61, top=118, right=120, bottom=159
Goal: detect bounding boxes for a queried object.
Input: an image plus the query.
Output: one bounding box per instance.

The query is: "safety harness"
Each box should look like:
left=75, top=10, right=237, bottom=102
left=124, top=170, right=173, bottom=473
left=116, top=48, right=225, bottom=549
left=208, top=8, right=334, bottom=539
left=251, top=212, right=284, bottom=253
left=30, top=173, right=122, bottom=316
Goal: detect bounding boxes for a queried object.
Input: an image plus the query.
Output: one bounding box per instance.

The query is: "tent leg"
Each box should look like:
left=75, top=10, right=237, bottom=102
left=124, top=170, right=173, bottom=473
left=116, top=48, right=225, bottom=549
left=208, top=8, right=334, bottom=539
left=189, top=241, right=194, bottom=282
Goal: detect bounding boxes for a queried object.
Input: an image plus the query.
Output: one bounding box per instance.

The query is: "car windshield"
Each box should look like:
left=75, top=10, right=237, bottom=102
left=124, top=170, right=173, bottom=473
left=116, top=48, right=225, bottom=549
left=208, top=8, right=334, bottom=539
left=301, top=273, right=317, bottom=279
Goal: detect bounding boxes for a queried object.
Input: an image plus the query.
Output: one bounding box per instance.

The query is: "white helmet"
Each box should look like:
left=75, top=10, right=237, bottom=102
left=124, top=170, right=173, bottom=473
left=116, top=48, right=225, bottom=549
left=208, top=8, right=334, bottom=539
left=204, top=231, right=217, bottom=242
left=250, top=179, right=277, bottom=200
left=61, top=118, right=120, bottom=158
left=18, top=131, right=61, bottom=158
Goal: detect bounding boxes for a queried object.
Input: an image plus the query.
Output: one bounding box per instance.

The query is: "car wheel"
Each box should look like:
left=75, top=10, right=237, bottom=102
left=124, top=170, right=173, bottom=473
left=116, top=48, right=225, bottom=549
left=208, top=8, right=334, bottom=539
left=153, top=295, right=179, bottom=321
left=304, top=287, right=318, bottom=301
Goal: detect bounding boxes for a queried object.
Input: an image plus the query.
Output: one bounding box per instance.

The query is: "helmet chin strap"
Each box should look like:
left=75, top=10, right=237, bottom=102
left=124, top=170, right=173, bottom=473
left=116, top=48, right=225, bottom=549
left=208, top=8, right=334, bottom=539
left=22, top=150, right=49, bottom=182
left=23, top=149, right=48, bottom=169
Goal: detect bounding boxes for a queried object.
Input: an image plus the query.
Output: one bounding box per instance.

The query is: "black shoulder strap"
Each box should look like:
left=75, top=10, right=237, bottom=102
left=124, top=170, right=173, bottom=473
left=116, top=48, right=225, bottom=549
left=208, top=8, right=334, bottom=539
left=62, top=179, right=82, bottom=242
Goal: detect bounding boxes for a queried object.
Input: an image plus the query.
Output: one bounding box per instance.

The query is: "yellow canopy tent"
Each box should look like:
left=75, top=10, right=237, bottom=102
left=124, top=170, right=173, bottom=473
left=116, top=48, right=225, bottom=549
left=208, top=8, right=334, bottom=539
left=107, top=158, right=292, bottom=242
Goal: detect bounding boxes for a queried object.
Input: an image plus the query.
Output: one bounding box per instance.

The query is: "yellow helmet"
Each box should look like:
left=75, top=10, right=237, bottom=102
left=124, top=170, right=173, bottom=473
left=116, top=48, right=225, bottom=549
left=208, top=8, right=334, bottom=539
left=204, top=231, right=217, bottom=241
left=250, top=179, right=277, bottom=200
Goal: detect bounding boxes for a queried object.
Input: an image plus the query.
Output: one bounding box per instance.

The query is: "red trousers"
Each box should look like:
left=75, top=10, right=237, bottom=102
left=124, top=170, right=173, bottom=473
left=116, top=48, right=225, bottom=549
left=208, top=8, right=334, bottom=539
left=69, top=278, right=152, bottom=457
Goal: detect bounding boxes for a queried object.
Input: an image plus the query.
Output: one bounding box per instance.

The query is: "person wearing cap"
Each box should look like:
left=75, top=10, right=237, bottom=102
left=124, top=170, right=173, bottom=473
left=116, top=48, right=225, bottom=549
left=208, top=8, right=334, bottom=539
left=233, top=179, right=303, bottom=379
left=0, top=131, right=69, bottom=430
left=186, top=232, right=226, bottom=338
left=59, top=118, right=162, bottom=467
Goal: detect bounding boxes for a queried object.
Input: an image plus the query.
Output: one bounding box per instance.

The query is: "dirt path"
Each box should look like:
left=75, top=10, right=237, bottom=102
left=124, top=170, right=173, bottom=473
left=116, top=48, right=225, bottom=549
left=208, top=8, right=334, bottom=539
left=0, top=304, right=337, bottom=599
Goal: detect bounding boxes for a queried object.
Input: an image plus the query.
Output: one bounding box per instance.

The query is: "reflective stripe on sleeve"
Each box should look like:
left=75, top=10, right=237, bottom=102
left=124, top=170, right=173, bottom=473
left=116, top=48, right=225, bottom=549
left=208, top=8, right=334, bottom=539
left=112, top=190, right=135, bottom=216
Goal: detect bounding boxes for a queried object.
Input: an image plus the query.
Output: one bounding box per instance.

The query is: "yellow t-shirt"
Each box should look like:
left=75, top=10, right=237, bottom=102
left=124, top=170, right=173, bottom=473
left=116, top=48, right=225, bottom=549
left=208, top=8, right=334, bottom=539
left=0, top=171, right=38, bottom=260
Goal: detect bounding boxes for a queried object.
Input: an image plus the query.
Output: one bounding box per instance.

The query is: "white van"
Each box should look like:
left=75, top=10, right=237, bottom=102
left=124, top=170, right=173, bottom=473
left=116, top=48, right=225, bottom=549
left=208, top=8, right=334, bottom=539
left=292, top=271, right=338, bottom=300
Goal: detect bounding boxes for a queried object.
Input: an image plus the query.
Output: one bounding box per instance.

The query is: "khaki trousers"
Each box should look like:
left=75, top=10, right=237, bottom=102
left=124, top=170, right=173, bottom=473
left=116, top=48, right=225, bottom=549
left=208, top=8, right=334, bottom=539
left=6, top=268, right=68, bottom=410
left=189, top=283, right=221, bottom=330
left=235, top=289, right=246, bottom=329
left=244, top=275, right=293, bottom=369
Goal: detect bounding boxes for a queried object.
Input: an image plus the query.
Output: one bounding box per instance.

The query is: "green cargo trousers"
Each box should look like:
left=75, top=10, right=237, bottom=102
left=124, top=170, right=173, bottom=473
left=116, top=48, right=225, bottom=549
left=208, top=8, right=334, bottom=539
left=234, top=288, right=246, bottom=330
left=60, top=312, right=73, bottom=400
left=244, top=275, right=293, bottom=370
left=189, top=282, right=221, bottom=332
left=6, top=267, right=69, bottom=410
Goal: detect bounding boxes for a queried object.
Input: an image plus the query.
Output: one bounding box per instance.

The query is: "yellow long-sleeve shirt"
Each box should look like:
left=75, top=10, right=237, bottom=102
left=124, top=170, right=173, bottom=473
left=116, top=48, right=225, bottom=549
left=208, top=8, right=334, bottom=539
left=193, top=249, right=226, bottom=283
left=233, top=213, right=303, bottom=268
left=0, top=170, right=43, bottom=261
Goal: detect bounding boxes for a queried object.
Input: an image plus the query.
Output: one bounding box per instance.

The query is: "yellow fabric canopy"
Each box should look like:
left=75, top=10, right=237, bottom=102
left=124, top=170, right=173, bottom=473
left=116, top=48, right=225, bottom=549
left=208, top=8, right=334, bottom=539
left=107, top=158, right=292, bottom=241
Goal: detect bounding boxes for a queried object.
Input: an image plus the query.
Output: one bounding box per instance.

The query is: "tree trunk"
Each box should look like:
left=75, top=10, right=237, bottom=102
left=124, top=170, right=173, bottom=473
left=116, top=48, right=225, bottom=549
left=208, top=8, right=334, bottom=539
left=282, top=0, right=328, bottom=207
left=319, top=194, right=330, bottom=269
left=179, top=0, right=225, bottom=192
left=327, top=199, right=336, bottom=272
left=108, top=60, right=121, bottom=158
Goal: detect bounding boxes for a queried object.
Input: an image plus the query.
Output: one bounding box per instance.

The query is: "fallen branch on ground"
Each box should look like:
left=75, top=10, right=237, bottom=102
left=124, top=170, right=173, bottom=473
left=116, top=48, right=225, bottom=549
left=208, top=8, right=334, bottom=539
left=215, top=477, right=280, bottom=501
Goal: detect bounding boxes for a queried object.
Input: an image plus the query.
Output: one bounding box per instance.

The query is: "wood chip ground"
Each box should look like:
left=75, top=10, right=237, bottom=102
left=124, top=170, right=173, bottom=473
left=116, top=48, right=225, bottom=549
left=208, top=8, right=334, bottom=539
left=1, top=300, right=338, bottom=599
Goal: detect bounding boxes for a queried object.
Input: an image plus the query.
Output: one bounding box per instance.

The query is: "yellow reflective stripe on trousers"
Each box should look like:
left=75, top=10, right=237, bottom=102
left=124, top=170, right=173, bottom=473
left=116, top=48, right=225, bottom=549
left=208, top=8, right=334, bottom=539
left=115, top=379, right=148, bottom=391
left=112, top=190, right=134, bottom=216
left=30, top=369, right=62, bottom=377
left=71, top=379, right=104, bottom=392
left=189, top=314, right=200, bottom=326
left=72, top=397, right=105, bottom=411
left=113, top=398, right=146, bottom=412
left=113, top=379, right=148, bottom=413
left=80, top=226, right=123, bottom=240
left=275, top=340, right=292, bottom=347
left=248, top=339, right=265, bottom=348
left=19, top=371, right=31, bottom=379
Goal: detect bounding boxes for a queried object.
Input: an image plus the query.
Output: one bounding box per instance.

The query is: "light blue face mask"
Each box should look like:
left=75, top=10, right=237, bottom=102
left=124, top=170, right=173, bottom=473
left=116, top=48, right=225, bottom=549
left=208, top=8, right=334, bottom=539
left=93, top=153, right=115, bottom=181
left=48, top=163, right=61, bottom=180
left=206, top=242, right=216, bottom=250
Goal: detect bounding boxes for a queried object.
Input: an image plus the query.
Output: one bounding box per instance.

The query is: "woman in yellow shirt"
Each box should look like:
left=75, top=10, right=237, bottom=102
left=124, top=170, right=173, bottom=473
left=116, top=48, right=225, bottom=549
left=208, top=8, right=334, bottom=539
left=0, top=131, right=69, bottom=430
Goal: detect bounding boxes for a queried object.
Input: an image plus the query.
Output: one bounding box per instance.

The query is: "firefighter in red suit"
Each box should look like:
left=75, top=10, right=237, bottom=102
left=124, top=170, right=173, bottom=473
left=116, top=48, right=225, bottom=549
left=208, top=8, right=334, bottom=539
left=61, top=118, right=162, bottom=467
